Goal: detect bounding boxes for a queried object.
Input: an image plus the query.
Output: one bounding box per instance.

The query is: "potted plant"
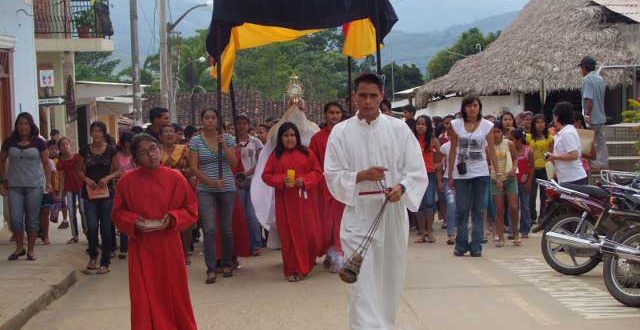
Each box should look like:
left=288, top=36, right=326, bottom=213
left=74, top=10, right=95, bottom=38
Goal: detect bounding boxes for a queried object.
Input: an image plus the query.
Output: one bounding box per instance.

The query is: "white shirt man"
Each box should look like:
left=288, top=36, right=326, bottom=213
left=324, top=73, right=428, bottom=330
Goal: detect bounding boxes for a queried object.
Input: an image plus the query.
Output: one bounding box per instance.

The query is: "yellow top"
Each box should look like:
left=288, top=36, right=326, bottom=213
left=161, top=144, right=188, bottom=169
left=526, top=133, right=554, bottom=169
left=491, top=138, right=512, bottom=181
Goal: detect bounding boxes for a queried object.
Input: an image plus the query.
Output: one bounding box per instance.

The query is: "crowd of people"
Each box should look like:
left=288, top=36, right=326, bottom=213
left=0, top=64, right=606, bottom=329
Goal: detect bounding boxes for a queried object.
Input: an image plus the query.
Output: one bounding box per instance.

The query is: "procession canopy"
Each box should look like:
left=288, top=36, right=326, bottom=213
left=206, top=0, right=398, bottom=93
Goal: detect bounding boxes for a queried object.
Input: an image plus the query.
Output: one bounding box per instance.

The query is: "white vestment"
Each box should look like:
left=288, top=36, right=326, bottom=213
left=251, top=104, right=320, bottom=243
left=324, top=113, right=428, bottom=330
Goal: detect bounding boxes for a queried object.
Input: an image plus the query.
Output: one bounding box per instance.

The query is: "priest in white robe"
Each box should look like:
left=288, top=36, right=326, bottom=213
left=325, top=73, right=428, bottom=330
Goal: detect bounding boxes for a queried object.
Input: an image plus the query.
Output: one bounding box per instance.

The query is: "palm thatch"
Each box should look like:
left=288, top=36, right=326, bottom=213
left=417, top=0, right=640, bottom=105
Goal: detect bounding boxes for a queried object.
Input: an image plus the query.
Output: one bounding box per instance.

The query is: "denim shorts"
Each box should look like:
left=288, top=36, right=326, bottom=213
left=41, top=193, right=54, bottom=208
left=419, top=173, right=437, bottom=212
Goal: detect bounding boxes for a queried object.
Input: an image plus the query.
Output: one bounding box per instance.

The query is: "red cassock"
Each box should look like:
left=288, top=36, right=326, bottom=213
left=309, top=127, right=345, bottom=255
left=216, top=195, right=251, bottom=258
left=113, top=166, right=198, bottom=330
left=262, top=149, right=323, bottom=277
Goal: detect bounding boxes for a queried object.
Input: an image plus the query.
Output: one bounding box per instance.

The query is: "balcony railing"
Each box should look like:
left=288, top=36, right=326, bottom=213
left=34, top=0, right=113, bottom=39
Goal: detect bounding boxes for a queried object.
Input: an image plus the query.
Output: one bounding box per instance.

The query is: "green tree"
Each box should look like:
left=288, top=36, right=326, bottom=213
left=116, top=66, right=154, bottom=85
left=75, top=52, right=120, bottom=82
left=426, top=28, right=501, bottom=81
left=382, top=63, right=423, bottom=99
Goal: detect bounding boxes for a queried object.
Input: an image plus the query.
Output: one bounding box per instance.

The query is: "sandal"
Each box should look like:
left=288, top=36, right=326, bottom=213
left=96, top=266, right=110, bottom=275
left=205, top=272, right=217, bottom=284
left=27, top=254, right=37, bottom=261
left=67, top=237, right=79, bottom=244
left=513, top=238, right=522, bottom=246
left=86, top=259, right=98, bottom=270
left=222, top=267, right=233, bottom=278
left=286, top=275, right=302, bottom=282
left=426, top=236, right=436, bottom=243
left=414, top=236, right=427, bottom=244
left=8, top=250, right=26, bottom=261
left=446, top=238, right=455, bottom=245
left=495, top=240, right=505, bottom=248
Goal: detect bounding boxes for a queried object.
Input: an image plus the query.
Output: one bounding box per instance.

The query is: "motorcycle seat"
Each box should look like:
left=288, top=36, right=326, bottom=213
left=560, top=183, right=610, bottom=199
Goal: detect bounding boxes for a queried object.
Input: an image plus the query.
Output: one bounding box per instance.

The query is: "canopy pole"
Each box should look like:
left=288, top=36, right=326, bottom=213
left=376, top=42, right=382, bottom=75
left=216, top=25, right=224, bottom=180
left=230, top=80, right=239, bottom=145
left=347, top=56, right=353, bottom=115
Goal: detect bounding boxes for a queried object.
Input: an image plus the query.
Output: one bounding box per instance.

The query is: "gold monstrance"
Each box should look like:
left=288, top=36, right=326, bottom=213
left=286, top=74, right=304, bottom=103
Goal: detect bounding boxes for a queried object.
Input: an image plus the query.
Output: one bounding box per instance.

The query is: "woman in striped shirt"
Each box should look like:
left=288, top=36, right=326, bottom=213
left=188, top=108, right=238, bottom=284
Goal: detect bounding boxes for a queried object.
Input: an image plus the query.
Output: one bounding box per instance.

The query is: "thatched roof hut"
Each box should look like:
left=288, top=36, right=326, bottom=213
left=417, top=0, right=640, bottom=106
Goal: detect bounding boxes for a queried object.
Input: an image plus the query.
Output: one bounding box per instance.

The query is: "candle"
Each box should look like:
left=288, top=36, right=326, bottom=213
left=286, top=169, right=296, bottom=187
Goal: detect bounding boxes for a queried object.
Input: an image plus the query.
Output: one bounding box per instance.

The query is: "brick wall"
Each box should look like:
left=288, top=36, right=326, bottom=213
left=142, top=89, right=350, bottom=127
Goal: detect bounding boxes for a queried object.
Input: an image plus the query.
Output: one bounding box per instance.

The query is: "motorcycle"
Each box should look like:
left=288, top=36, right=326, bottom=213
left=536, top=171, right=640, bottom=276
left=599, top=171, right=640, bottom=307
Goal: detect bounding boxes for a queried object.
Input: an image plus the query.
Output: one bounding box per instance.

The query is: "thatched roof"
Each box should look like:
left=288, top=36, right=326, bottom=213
left=417, top=0, right=640, bottom=104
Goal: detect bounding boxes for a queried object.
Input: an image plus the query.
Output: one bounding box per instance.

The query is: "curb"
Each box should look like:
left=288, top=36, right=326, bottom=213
left=0, top=270, right=77, bottom=330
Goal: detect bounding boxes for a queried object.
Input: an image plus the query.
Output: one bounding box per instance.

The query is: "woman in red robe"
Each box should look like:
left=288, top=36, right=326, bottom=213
left=113, top=133, right=198, bottom=330
left=262, top=122, right=323, bottom=282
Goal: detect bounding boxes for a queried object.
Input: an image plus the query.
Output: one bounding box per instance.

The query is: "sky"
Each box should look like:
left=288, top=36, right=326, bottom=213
left=389, top=0, right=529, bottom=32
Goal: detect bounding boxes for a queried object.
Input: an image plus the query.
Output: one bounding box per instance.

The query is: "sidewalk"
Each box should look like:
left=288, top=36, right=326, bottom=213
left=0, top=223, right=81, bottom=330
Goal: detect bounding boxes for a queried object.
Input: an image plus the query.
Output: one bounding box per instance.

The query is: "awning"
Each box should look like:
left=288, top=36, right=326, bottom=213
left=206, top=0, right=398, bottom=93
left=96, top=96, right=143, bottom=116
left=592, top=0, right=640, bottom=23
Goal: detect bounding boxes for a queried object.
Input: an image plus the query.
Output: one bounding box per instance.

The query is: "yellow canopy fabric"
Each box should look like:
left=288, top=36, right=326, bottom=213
left=211, top=19, right=380, bottom=93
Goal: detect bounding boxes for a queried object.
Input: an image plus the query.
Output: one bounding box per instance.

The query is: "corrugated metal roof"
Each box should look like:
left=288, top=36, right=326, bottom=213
left=593, top=0, right=640, bottom=23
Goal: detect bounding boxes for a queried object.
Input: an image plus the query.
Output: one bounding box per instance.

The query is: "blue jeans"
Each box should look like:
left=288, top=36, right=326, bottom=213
left=454, top=176, right=489, bottom=254
left=85, top=198, right=114, bottom=267
left=199, top=191, right=235, bottom=273
left=65, top=191, right=85, bottom=238
left=9, top=187, right=43, bottom=233
left=239, top=180, right=263, bottom=252
left=443, top=179, right=457, bottom=237
left=518, top=184, right=532, bottom=235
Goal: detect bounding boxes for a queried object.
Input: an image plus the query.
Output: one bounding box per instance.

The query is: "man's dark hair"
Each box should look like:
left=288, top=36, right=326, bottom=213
left=579, top=56, right=597, bottom=72
left=50, top=129, right=60, bottom=137
left=323, top=101, right=344, bottom=114
left=172, top=123, right=184, bottom=132
left=380, top=99, right=391, bottom=110
left=184, top=125, right=198, bottom=139
left=130, top=133, right=160, bottom=163
left=47, top=139, right=57, bottom=147
left=403, top=104, right=416, bottom=114
left=258, top=123, right=271, bottom=131
left=354, top=72, right=384, bottom=92
left=460, top=95, right=483, bottom=122
left=553, top=102, right=575, bottom=126
left=131, top=126, right=144, bottom=134
left=149, top=107, right=169, bottom=124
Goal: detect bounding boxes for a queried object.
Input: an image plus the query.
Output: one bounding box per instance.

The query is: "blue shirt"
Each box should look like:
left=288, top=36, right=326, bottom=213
left=581, top=71, right=606, bottom=125
left=188, top=134, right=236, bottom=193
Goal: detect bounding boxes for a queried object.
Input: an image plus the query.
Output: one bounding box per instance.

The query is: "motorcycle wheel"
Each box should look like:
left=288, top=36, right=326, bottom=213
left=541, top=215, right=600, bottom=275
left=603, top=226, right=640, bottom=307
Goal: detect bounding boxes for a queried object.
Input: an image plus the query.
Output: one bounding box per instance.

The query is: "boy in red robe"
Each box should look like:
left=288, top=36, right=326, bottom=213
left=262, top=122, right=323, bottom=282
left=113, top=133, right=198, bottom=330
left=309, top=101, right=345, bottom=273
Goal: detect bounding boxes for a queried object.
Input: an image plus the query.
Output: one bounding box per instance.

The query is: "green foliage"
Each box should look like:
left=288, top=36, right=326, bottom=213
left=426, top=28, right=500, bottom=81
left=116, top=66, right=154, bottom=85
left=73, top=9, right=95, bottom=27
left=622, top=98, right=640, bottom=123
left=75, top=52, right=120, bottom=82
left=150, top=28, right=379, bottom=101
left=381, top=63, right=423, bottom=98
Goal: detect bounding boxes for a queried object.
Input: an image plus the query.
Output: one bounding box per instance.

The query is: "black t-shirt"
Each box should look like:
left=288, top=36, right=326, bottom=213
left=144, top=126, right=161, bottom=141
left=79, top=144, right=117, bottom=198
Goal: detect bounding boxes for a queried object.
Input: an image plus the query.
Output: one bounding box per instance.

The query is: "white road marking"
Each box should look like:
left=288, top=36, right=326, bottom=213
left=494, top=258, right=640, bottom=319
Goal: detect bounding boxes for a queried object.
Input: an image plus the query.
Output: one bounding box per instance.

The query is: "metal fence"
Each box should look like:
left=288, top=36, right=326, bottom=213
left=34, top=0, right=113, bottom=39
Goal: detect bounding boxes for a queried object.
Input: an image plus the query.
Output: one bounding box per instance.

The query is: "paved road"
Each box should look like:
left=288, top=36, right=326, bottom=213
left=23, top=224, right=640, bottom=330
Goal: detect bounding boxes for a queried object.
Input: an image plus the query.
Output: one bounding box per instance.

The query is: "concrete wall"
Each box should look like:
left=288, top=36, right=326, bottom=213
left=0, top=0, right=39, bottom=124
left=416, top=93, right=525, bottom=118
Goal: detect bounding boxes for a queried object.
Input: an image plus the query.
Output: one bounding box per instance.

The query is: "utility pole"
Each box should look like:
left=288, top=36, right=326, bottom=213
left=129, top=0, right=142, bottom=124
left=159, top=0, right=169, bottom=112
